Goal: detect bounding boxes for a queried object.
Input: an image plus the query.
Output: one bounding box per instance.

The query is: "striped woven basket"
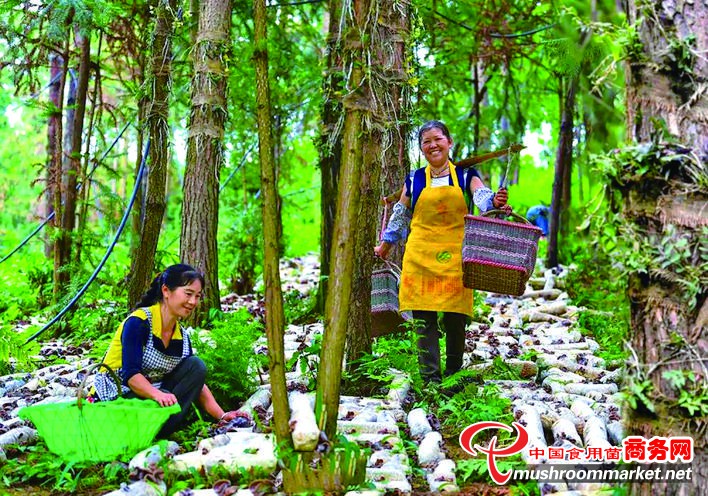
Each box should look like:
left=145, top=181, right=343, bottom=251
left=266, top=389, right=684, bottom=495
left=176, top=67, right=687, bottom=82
left=371, top=260, right=411, bottom=337
left=462, top=209, right=542, bottom=296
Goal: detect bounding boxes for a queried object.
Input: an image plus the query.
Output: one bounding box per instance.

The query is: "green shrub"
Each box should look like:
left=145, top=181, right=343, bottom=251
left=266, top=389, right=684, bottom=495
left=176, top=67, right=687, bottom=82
left=283, top=289, right=320, bottom=325
left=577, top=309, right=629, bottom=363
left=343, top=330, right=419, bottom=393
left=0, top=324, right=37, bottom=374
left=435, top=383, right=513, bottom=433
left=192, top=308, right=266, bottom=409
left=219, top=202, right=264, bottom=295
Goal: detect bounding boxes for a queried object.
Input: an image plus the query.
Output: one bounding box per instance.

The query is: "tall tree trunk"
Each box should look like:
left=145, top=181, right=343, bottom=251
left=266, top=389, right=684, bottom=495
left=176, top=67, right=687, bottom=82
left=75, top=34, right=103, bottom=265
left=130, top=98, right=149, bottom=267
left=345, top=0, right=412, bottom=369
left=180, top=0, right=231, bottom=320
left=316, top=1, right=344, bottom=313
left=253, top=0, right=292, bottom=455
left=127, top=0, right=177, bottom=308
left=547, top=75, right=577, bottom=268
left=51, top=39, right=70, bottom=302
left=45, top=54, right=62, bottom=258
left=316, top=0, right=389, bottom=441
left=55, top=28, right=90, bottom=295
left=624, top=1, right=707, bottom=494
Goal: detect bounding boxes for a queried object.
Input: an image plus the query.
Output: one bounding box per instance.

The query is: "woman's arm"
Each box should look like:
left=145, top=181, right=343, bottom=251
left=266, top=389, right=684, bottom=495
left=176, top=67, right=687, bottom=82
left=198, top=384, right=250, bottom=422
left=121, top=317, right=177, bottom=407
left=469, top=176, right=508, bottom=210
left=375, top=187, right=411, bottom=259
left=127, top=373, right=178, bottom=407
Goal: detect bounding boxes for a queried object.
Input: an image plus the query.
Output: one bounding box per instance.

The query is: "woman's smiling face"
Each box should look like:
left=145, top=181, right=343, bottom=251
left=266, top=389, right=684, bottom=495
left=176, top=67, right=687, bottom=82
left=420, top=128, right=452, bottom=168
left=162, top=279, right=203, bottom=319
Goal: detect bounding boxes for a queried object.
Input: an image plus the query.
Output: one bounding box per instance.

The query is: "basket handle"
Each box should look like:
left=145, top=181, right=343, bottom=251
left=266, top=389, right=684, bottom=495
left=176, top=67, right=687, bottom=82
left=373, top=258, right=402, bottom=283
left=382, top=259, right=402, bottom=278
left=77, top=362, right=122, bottom=410
left=481, top=208, right=532, bottom=225
left=377, top=200, right=390, bottom=242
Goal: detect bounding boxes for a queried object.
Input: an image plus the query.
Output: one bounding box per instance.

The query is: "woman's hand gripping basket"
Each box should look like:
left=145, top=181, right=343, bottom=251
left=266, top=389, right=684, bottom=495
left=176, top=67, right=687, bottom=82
left=462, top=209, right=543, bottom=296
left=371, top=260, right=412, bottom=337
left=18, top=363, right=179, bottom=462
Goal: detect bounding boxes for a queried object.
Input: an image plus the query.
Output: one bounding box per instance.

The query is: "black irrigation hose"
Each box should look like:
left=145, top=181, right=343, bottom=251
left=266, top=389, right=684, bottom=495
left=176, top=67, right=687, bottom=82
left=0, top=213, right=55, bottom=265
left=24, top=139, right=150, bottom=345
left=219, top=143, right=255, bottom=193
left=0, top=119, right=133, bottom=265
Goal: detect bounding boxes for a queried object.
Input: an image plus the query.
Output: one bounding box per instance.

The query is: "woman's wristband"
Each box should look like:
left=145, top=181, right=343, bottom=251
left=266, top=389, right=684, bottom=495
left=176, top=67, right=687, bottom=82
left=381, top=202, right=412, bottom=243
left=473, top=187, right=495, bottom=212
left=219, top=412, right=228, bottom=420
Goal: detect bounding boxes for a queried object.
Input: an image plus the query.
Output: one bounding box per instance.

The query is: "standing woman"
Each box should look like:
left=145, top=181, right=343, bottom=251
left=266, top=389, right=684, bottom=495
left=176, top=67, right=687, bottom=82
left=375, top=120, right=508, bottom=384
left=93, top=264, right=246, bottom=437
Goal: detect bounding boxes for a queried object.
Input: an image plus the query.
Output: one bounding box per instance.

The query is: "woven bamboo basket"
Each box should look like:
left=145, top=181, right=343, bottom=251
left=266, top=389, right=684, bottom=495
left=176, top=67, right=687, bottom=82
left=370, top=260, right=411, bottom=337
left=462, top=209, right=542, bottom=296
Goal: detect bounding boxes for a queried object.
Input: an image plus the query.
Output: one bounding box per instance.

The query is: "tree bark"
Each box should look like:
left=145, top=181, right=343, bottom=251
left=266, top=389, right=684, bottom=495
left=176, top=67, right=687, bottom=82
left=547, top=76, right=577, bottom=268
left=75, top=34, right=103, bottom=265
left=55, top=28, right=90, bottom=295
left=316, top=0, right=397, bottom=441
left=127, top=0, right=177, bottom=308
left=130, top=83, right=149, bottom=272
left=180, top=0, right=231, bottom=319
left=624, top=1, right=708, bottom=494
left=345, top=0, right=412, bottom=368
left=316, top=0, right=344, bottom=313
left=51, top=39, right=70, bottom=302
left=45, top=54, right=62, bottom=259
left=253, top=0, right=292, bottom=456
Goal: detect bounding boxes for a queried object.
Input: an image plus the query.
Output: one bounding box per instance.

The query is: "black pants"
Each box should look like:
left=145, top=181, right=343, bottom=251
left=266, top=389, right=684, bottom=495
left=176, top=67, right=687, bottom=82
left=127, top=355, right=207, bottom=437
left=412, top=311, right=467, bottom=384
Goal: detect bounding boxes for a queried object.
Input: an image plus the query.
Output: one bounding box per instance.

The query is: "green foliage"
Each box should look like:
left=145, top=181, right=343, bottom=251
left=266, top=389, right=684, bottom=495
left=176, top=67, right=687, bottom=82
left=286, top=331, right=322, bottom=391
left=662, top=369, right=708, bottom=417
left=0, top=442, right=128, bottom=493
left=0, top=324, right=37, bottom=374
left=280, top=434, right=370, bottom=493
left=677, top=388, right=708, bottom=417
left=457, top=454, right=526, bottom=484
left=472, top=291, right=491, bottom=324
left=343, top=331, right=419, bottom=393
left=576, top=310, right=629, bottom=363
left=67, top=300, right=124, bottom=343
left=586, top=142, right=707, bottom=308
left=623, top=379, right=656, bottom=414
left=192, top=308, right=266, bottom=408
left=283, top=289, right=320, bottom=325
left=167, top=418, right=212, bottom=454
left=219, top=202, right=263, bottom=294
left=435, top=383, right=513, bottom=433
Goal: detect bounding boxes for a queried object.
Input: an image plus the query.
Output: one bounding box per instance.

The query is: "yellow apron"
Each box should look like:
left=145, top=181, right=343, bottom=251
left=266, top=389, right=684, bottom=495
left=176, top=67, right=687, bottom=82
left=399, top=163, right=473, bottom=316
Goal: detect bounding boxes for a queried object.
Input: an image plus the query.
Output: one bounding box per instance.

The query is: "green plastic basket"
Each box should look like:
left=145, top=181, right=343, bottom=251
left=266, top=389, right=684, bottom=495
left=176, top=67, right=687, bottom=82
left=18, top=363, right=180, bottom=462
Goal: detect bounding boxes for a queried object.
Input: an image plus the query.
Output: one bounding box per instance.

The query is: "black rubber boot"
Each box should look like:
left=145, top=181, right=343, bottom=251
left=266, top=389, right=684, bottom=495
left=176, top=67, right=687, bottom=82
left=442, top=312, right=467, bottom=376
left=412, top=310, right=441, bottom=384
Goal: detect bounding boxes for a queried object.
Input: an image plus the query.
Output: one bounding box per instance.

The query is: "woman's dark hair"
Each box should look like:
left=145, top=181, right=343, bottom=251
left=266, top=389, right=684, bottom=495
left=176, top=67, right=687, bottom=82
left=133, top=264, right=205, bottom=310
left=417, top=120, right=452, bottom=148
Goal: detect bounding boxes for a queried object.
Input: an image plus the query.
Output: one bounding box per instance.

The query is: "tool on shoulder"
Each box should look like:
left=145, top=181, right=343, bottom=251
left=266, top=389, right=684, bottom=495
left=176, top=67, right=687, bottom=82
left=499, top=145, right=514, bottom=190
left=383, top=144, right=524, bottom=204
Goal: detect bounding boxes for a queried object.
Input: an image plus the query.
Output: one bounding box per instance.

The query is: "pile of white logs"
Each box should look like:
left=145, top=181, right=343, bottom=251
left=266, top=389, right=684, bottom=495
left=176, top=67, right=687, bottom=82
left=220, top=253, right=320, bottom=313
left=0, top=343, right=90, bottom=461
left=3, top=258, right=628, bottom=495
left=477, top=266, right=624, bottom=495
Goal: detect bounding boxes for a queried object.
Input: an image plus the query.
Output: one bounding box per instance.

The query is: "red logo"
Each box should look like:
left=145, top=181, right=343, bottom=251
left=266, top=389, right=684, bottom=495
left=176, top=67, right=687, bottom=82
left=459, top=421, right=529, bottom=484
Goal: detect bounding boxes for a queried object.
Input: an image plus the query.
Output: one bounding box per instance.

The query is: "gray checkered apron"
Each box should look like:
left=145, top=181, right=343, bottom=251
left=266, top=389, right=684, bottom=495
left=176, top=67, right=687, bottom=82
left=94, top=307, right=191, bottom=401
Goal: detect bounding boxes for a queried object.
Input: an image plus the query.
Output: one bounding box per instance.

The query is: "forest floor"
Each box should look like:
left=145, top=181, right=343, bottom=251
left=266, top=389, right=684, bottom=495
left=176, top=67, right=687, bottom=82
left=0, top=254, right=625, bottom=495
